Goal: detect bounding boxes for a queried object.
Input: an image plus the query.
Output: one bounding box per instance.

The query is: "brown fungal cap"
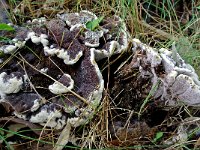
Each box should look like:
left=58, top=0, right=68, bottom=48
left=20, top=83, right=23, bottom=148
left=4, top=93, right=42, bottom=113
left=45, top=19, right=85, bottom=65
left=93, top=16, right=129, bottom=60
left=57, top=11, right=129, bottom=60
left=111, top=39, right=200, bottom=112
left=57, top=10, right=97, bottom=28
left=72, top=50, right=103, bottom=102
left=0, top=11, right=109, bottom=129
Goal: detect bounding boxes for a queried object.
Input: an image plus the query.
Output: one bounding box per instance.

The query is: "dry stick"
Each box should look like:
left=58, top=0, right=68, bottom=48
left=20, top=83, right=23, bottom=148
left=48, top=57, right=65, bottom=74
left=19, top=61, right=44, bottom=100
left=18, top=60, right=60, bottom=150
left=53, top=120, right=71, bottom=150
left=19, top=54, right=88, bottom=150
left=123, top=110, right=134, bottom=128
left=141, top=20, right=179, bottom=41
left=18, top=54, right=89, bottom=105
left=0, top=51, right=16, bottom=69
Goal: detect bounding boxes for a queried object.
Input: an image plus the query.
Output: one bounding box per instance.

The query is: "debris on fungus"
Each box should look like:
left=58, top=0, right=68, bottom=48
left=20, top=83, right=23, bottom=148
left=111, top=38, right=200, bottom=111
left=164, top=117, right=200, bottom=145
left=109, top=38, right=200, bottom=147
left=0, top=10, right=129, bottom=130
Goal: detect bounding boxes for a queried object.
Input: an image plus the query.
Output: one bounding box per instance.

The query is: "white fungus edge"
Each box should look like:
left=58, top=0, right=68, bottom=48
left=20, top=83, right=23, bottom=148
left=49, top=74, right=74, bottom=95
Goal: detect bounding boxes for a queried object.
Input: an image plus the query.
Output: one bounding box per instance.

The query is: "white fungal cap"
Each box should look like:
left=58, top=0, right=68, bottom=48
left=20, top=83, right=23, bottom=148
left=40, top=38, right=49, bottom=46
left=0, top=72, right=23, bottom=94
left=40, top=67, right=48, bottom=73
left=12, top=38, right=18, bottom=43
left=84, top=30, right=104, bottom=48
left=3, top=45, right=17, bottom=54
left=170, top=74, right=200, bottom=105
left=80, top=10, right=98, bottom=19
left=132, top=38, right=142, bottom=51
left=31, top=35, right=41, bottom=44
left=132, top=38, right=141, bottom=44
left=32, top=17, right=46, bottom=23
left=132, top=38, right=162, bottom=67
left=174, top=66, right=200, bottom=86
left=30, top=99, right=40, bottom=112
left=70, top=23, right=85, bottom=31
left=85, top=42, right=99, bottom=48
left=30, top=106, right=66, bottom=129
left=14, top=112, right=27, bottom=120
left=32, top=18, right=38, bottom=23
left=49, top=74, right=74, bottom=94
left=40, top=34, right=48, bottom=39
left=14, top=41, right=26, bottom=48
left=93, top=41, right=118, bottom=61
left=43, top=46, right=59, bottom=56
left=40, top=34, right=49, bottom=46
left=68, top=117, right=87, bottom=127
left=146, top=47, right=162, bottom=67
left=56, top=49, right=70, bottom=62
left=159, top=48, right=173, bottom=56
left=26, top=32, right=36, bottom=40
left=57, top=12, right=80, bottom=26
left=160, top=53, right=175, bottom=73
left=57, top=49, right=83, bottom=65
left=58, top=10, right=97, bottom=27
left=165, top=70, right=178, bottom=86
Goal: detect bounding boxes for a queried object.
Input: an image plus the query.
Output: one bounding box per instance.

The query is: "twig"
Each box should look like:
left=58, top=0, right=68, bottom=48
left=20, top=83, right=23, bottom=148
left=141, top=20, right=179, bottom=41
left=18, top=54, right=89, bottom=105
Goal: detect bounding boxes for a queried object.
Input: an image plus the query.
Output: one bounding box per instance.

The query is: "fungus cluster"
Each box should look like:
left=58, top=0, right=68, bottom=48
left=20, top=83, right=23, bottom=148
left=112, top=38, right=200, bottom=110
left=0, top=10, right=200, bottom=132
left=0, top=10, right=129, bottom=129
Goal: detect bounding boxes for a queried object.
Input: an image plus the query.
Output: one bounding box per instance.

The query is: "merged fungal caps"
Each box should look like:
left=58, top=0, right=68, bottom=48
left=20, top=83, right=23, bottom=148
left=0, top=10, right=200, bottom=130
left=131, top=39, right=200, bottom=106
left=0, top=10, right=129, bottom=129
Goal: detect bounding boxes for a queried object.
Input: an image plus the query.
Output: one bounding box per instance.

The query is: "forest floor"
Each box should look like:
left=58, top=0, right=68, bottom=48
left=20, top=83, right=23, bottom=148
left=0, top=0, right=200, bottom=150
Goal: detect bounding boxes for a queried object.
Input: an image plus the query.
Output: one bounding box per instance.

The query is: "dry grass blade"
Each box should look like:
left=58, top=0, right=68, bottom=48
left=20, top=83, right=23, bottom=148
left=0, top=117, right=44, bottom=136
left=141, top=20, right=179, bottom=41
left=18, top=54, right=89, bottom=105
left=53, top=121, right=71, bottom=150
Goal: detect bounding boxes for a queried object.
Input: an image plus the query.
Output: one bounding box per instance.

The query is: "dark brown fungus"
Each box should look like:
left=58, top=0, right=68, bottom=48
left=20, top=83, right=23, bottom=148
left=0, top=11, right=112, bottom=129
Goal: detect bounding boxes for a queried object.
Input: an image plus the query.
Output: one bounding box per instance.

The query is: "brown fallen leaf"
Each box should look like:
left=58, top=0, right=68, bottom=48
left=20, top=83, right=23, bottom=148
left=0, top=117, right=46, bottom=136
left=194, top=137, right=200, bottom=148
left=6, top=123, right=27, bottom=138
left=9, top=141, right=54, bottom=150
left=0, top=102, right=13, bottom=114
left=109, top=121, right=157, bottom=147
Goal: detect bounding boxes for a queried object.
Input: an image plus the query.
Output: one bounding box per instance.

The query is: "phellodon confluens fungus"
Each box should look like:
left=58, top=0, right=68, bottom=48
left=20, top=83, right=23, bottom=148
left=0, top=10, right=200, bottom=131
left=130, top=39, right=200, bottom=107
left=0, top=10, right=129, bottom=129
